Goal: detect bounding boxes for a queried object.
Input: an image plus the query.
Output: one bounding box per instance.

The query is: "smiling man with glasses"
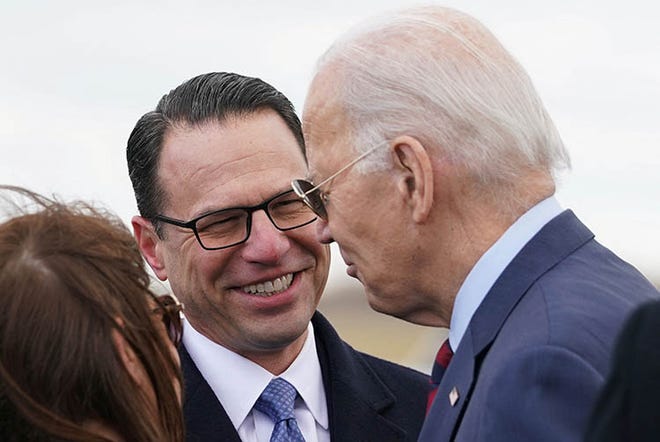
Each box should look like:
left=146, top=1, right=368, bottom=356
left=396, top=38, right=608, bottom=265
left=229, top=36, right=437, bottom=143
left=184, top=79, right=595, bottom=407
left=126, top=72, right=429, bottom=442
left=297, top=6, right=659, bottom=442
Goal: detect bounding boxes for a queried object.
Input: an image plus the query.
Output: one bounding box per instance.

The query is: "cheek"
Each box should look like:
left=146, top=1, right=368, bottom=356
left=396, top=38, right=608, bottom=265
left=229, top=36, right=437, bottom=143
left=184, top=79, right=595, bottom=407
left=304, top=227, right=331, bottom=264
left=340, top=216, right=369, bottom=246
left=291, top=228, right=330, bottom=292
left=193, top=254, right=223, bottom=281
left=331, top=200, right=367, bottom=242
left=178, top=248, right=232, bottom=291
left=314, top=243, right=331, bottom=290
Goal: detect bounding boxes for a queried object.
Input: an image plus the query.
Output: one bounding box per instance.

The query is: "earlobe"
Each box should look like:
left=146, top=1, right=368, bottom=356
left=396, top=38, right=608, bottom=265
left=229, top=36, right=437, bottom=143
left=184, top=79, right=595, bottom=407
left=392, top=136, right=434, bottom=223
left=132, top=216, right=168, bottom=281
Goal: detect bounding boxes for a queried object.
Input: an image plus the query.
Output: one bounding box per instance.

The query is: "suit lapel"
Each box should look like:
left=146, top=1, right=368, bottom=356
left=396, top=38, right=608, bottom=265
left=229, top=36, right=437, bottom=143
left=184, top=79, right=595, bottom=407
left=180, top=345, right=242, bottom=442
left=420, top=210, right=594, bottom=440
left=468, top=210, right=593, bottom=354
left=313, top=312, right=410, bottom=441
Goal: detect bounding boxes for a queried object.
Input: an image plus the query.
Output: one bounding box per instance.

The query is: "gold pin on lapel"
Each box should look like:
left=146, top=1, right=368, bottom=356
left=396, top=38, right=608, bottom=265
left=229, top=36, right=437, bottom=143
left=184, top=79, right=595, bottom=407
left=449, top=386, right=459, bottom=406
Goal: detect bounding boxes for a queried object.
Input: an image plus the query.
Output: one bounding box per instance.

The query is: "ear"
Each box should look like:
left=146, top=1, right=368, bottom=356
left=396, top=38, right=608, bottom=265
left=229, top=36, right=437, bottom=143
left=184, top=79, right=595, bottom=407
left=132, top=216, right=168, bottom=281
left=391, top=136, right=434, bottom=223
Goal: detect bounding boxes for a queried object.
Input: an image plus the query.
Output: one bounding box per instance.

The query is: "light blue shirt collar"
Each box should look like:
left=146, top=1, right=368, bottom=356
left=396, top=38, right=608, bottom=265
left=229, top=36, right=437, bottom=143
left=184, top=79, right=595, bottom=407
left=448, top=196, right=563, bottom=351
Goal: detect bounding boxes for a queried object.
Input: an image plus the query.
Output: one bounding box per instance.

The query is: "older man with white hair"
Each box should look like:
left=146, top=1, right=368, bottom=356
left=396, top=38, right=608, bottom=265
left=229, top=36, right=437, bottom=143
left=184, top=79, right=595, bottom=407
left=293, top=6, right=659, bottom=442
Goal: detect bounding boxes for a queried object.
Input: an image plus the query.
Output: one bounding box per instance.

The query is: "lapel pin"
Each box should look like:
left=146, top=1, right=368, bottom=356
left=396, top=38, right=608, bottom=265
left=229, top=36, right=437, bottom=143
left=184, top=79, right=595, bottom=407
left=449, top=386, right=459, bottom=407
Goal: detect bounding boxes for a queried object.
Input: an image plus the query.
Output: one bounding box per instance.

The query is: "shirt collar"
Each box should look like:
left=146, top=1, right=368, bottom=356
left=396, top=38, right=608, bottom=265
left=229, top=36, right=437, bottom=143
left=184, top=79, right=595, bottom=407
left=279, top=324, right=329, bottom=429
left=448, top=196, right=563, bottom=351
left=182, top=319, right=328, bottom=430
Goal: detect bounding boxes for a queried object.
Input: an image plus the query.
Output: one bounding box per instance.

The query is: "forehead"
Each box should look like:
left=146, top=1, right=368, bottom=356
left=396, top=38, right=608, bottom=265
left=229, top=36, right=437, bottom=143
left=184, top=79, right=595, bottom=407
left=303, top=69, right=346, bottom=140
left=158, top=109, right=307, bottom=217
left=303, top=73, right=352, bottom=175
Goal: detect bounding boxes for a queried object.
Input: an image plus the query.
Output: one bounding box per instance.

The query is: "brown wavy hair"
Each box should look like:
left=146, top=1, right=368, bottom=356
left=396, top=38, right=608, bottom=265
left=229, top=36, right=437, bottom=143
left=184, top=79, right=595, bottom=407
left=0, top=186, right=184, bottom=441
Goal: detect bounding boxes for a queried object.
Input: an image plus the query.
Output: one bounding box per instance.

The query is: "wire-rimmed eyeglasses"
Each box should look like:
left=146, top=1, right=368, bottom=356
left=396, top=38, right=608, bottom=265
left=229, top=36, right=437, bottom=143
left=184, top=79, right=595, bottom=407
left=291, top=141, right=388, bottom=220
left=152, top=189, right=317, bottom=250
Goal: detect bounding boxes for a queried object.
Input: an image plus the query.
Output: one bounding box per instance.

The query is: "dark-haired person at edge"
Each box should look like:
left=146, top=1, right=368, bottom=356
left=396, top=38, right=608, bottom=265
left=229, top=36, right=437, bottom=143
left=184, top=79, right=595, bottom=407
left=0, top=185, right=184, bottom=442
left=585, top=299, right=660, bottom=442
left=294, top=5, right=659, bottom=442
left=126, top=72, right=429, bottom=442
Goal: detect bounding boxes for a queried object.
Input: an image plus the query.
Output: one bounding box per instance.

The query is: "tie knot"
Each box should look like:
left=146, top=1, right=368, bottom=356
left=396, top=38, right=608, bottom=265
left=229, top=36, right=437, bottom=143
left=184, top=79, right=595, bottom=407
left=255, top=378, right=298, bottom=423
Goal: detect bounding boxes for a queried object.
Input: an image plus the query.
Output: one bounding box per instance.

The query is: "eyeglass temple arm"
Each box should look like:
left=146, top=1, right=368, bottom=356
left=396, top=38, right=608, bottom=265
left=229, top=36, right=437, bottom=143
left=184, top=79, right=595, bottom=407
left=303, top=142, right=388, bottom=196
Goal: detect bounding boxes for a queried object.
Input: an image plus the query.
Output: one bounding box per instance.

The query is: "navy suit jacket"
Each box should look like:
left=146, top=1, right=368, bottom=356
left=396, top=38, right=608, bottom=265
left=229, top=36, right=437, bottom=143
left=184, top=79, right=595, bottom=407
left=181, top=311, right=430, bottom=441
left=419, top=210, right=658, bottom=442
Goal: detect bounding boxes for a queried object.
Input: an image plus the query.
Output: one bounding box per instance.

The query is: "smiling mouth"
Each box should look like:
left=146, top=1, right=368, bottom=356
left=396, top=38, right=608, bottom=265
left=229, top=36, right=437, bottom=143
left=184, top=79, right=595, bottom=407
left=241, top=273, right=294, bottom=297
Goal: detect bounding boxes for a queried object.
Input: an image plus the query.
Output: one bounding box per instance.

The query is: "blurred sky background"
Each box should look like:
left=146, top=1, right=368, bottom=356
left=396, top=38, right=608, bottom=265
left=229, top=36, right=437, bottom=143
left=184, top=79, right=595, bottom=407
left=2, top=0, right=658, bottom=292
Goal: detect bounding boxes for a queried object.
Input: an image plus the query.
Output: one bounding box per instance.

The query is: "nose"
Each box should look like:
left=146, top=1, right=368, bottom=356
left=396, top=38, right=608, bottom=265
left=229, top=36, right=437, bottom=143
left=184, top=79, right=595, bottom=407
left=240, top=210, right=290, bottom=263
left=316, top=217, right=335, bottom=244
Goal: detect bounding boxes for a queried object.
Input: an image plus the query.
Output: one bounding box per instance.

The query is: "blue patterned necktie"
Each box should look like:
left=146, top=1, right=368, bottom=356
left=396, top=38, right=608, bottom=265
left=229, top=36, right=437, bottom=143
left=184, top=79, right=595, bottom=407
left=254, top=378, right=306, bottom=442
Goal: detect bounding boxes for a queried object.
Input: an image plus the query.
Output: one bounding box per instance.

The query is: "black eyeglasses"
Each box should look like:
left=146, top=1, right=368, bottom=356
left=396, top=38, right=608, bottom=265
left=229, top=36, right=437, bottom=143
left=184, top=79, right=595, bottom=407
left=152, top=294, right=184, bottom=346
left=153, top=189, right=317, bottom=250
left=291, top=141, right=388, bottom=220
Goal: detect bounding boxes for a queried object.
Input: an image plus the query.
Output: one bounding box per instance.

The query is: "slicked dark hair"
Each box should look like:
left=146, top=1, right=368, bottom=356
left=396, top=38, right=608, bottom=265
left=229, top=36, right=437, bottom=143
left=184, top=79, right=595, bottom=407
left=126, top=72, right=305, bottom=231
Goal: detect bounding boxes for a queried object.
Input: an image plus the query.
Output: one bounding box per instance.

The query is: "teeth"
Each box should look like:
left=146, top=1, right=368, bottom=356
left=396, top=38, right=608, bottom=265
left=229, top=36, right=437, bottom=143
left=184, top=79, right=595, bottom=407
left=242, top=273, right=294, bottom=297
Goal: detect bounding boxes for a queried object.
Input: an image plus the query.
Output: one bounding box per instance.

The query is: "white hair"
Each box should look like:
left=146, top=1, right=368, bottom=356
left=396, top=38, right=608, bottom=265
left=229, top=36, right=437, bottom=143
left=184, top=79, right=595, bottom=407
left=314, top=6, right=570, bottom=207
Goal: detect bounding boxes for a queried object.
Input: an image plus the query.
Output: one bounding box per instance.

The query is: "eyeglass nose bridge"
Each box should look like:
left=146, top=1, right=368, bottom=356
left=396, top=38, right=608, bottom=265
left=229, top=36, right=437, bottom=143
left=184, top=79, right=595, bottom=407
left=241, top=205, right=307, bottom=254
left=242, top=202, right=297, bottom=245
left=246, top=199, right=288, bottom=233
left=247, top=205, right=273, bottom=235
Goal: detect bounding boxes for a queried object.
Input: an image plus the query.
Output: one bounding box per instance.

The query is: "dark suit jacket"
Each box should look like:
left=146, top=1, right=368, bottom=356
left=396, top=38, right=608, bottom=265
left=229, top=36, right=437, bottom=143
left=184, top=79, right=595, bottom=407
left=585, top=300, right=660, bottom=442
left=418, top=210, right=658, bottom=442
left=181, top=311, right=430, bottom=441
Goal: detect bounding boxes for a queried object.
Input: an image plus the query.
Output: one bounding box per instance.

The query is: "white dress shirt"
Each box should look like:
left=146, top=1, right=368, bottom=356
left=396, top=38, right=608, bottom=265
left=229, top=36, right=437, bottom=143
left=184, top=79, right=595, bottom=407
left=183, top=319, right=330, bottom=442
left=448, top=196, right=564, bottom=351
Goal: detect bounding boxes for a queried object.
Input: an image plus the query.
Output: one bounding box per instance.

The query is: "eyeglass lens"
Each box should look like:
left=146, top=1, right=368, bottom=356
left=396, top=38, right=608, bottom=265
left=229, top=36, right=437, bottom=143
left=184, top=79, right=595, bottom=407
left=292, top=179, right=327, bottom=220
left=194, top=190, right=316, bottom=249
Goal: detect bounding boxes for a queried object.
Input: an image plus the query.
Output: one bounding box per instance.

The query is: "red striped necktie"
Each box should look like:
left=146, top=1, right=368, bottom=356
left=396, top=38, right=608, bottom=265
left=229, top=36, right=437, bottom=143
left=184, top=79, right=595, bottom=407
left=426, top=339, right=454, bottom=413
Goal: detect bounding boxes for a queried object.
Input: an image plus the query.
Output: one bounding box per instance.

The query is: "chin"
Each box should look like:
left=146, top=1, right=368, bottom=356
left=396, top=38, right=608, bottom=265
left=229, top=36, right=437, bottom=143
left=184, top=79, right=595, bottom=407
left=261, top=321, right=310, bottom=348
left=365, top=291, right=389, bottom=313
left=365, top=290, right=404, bottom=318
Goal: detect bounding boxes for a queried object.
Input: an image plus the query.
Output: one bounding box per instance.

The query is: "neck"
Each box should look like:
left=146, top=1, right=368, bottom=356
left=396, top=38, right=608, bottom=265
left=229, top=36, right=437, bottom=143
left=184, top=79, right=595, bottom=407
left=239, top=329, right=308, bottom=375
left=189, top=314, right=309, bottom=376
left=418, top=171, right=554, bottom=326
